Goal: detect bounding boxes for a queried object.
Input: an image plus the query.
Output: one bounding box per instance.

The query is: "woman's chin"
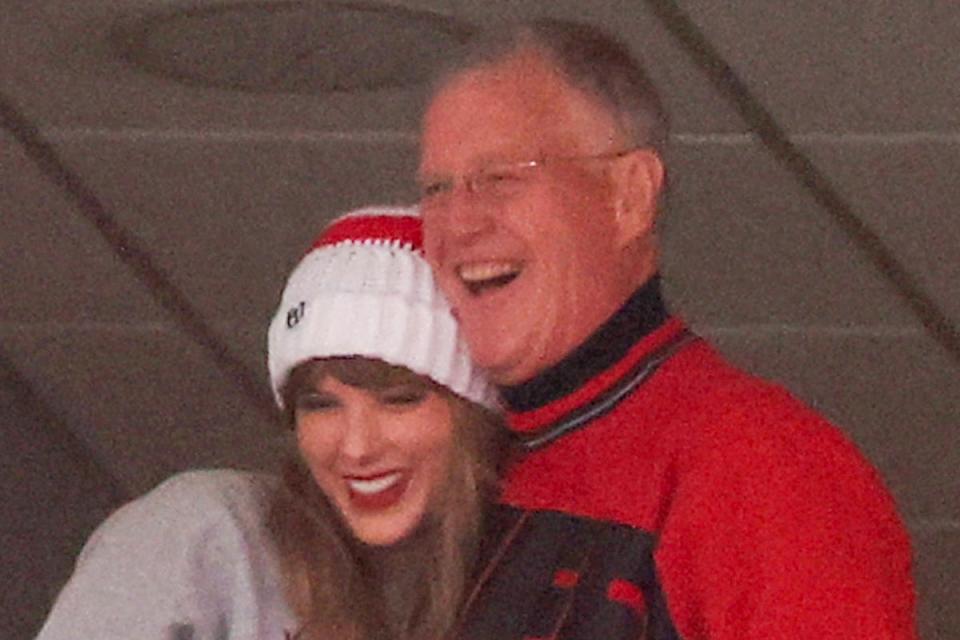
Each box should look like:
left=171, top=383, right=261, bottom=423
left=354, top=512, right=436, bottom=549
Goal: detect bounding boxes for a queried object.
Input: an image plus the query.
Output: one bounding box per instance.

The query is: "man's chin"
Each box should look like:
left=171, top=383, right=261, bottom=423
left=458, top=319, right=536, bottom=384
left=466, top=346, right=516, bottom=385
left=478, top=352, right=534, bottom=387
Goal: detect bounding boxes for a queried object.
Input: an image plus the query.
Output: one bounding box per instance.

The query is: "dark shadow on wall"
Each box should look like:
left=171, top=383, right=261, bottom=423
left=644, top=0, right=960, bottom=370
left=0, top=93, right=277, bottom=423
left=0, top=346, right=130, bottom=639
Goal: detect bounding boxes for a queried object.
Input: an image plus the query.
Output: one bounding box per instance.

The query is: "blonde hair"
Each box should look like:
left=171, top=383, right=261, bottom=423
left=267, top=357, right=507, bottom=640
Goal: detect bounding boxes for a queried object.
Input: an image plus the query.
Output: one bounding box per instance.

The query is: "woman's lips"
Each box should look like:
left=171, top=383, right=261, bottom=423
left=346, top=471, right=409, bottom=511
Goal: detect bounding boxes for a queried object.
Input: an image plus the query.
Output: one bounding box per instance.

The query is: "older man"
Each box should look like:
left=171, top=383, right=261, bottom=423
left=418, top=19, right=915, bottom=640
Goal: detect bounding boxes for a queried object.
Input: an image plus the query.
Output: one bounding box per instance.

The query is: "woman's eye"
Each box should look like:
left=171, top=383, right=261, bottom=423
left=295, top=393, right=339, bottom=413
left=379, top=387, right=427, bottom=406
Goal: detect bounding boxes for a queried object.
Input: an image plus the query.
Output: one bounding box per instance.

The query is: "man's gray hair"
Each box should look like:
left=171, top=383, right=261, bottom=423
left=434, top=19, right=670, bottom=154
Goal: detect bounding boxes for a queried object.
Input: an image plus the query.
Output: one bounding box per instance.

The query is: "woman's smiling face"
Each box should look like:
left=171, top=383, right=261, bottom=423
left=294, top=367, right=455, bottom=547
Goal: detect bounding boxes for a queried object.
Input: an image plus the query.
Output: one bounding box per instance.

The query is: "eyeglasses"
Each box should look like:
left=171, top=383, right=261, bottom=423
left=417, top=148, right=640, bottom=207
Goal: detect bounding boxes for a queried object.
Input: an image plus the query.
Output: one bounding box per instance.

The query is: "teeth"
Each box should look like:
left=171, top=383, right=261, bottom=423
left=457, top=262, right=522, bottom=294
left=457, top=262, right=520, bottom=283
left=347, top=472, right=401, bottom=495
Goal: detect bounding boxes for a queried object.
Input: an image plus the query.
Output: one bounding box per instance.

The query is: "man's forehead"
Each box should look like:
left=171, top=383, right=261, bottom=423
left=427, top=52, right=568, bottom=118
left=420, top=54, right=618, bottom=173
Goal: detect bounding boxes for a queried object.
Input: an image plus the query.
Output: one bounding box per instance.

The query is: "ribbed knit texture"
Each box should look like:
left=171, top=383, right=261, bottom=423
left=267, top=205, right=497, bottom=409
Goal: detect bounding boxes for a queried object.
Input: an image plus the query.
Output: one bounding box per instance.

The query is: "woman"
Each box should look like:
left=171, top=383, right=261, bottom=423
left=35, top=205, right=505, bottom=640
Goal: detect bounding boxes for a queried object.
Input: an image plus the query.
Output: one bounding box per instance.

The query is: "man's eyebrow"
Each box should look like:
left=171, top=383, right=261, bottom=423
left=419, top=150, right=544, bottom=180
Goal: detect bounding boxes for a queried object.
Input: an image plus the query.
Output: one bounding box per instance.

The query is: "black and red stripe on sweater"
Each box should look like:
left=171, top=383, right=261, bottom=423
left=459, top=278, right=916, bottom=640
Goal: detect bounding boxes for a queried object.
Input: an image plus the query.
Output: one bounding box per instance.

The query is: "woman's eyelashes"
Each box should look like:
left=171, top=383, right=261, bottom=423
left=379, top=385, right=428, bottom=407
left=294, top=385, right=429, bottom=416
left=296, top=392, right=340, bottom=414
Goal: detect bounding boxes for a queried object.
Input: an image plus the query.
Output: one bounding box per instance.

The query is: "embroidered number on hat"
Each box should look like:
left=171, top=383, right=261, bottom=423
left=286, top=301, right=306, bottom=328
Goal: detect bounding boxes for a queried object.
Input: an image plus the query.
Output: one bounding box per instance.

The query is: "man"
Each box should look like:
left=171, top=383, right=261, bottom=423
left=418, top=19, right=916, bottom=640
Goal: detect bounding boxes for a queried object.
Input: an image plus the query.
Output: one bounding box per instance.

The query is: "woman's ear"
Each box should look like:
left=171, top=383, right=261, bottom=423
left=611, top=149, right=664, bottom=248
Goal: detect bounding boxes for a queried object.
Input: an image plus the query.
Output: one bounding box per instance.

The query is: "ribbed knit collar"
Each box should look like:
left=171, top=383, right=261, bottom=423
left=500, top=275, right=669, bottom=414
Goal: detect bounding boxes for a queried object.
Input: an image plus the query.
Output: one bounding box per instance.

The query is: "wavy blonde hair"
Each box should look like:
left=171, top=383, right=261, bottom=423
left=267, top=357, right=507, bottom=640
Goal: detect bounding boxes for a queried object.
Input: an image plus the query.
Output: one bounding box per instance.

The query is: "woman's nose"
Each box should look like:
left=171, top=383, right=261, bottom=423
left=339, top=405, right=384, bottom=463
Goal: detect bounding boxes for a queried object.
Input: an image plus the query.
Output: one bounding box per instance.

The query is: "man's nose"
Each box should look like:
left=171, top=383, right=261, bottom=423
left=438, top=184, right=494, bottom=244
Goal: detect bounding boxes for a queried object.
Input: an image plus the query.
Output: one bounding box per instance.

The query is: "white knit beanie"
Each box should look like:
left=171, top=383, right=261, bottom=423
left=267, top=205, right=497, bottom=410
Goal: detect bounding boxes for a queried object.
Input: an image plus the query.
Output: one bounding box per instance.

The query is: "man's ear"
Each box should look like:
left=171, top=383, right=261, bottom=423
left=611, top=149, right=664, bottom=248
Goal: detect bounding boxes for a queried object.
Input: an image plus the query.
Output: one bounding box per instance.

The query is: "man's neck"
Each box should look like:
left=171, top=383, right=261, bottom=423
left=500, top=275, right=668, bottom=412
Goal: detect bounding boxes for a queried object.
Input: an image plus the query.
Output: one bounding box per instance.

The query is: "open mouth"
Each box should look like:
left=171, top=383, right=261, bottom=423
left=457, top=261, right=522, bottom=295
left=346, top=471, right=402, bottom=495
left=346, top=470, right=410, bottom=511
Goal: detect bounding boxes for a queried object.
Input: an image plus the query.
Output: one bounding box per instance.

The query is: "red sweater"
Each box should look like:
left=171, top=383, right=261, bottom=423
left=460, top=287, right=916, bottom=639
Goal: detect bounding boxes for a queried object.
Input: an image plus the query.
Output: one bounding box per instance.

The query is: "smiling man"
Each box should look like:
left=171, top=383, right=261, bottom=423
left=418, top=19, right=917, bottom=640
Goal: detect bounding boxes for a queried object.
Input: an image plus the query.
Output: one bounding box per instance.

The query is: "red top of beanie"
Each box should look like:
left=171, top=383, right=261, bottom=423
left=313, top=213, right=423, bottom=251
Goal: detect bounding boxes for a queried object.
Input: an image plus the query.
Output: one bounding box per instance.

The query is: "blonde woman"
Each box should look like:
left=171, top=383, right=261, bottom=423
left=36, top=206, right=505, bottom=640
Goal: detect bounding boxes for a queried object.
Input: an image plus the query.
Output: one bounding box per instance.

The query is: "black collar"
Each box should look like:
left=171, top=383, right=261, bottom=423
left=500, top=276, right=668, bottom=413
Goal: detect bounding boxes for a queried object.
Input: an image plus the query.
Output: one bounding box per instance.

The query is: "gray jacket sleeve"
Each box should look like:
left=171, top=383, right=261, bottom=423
left=34, top=469, right=297, bottom=640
